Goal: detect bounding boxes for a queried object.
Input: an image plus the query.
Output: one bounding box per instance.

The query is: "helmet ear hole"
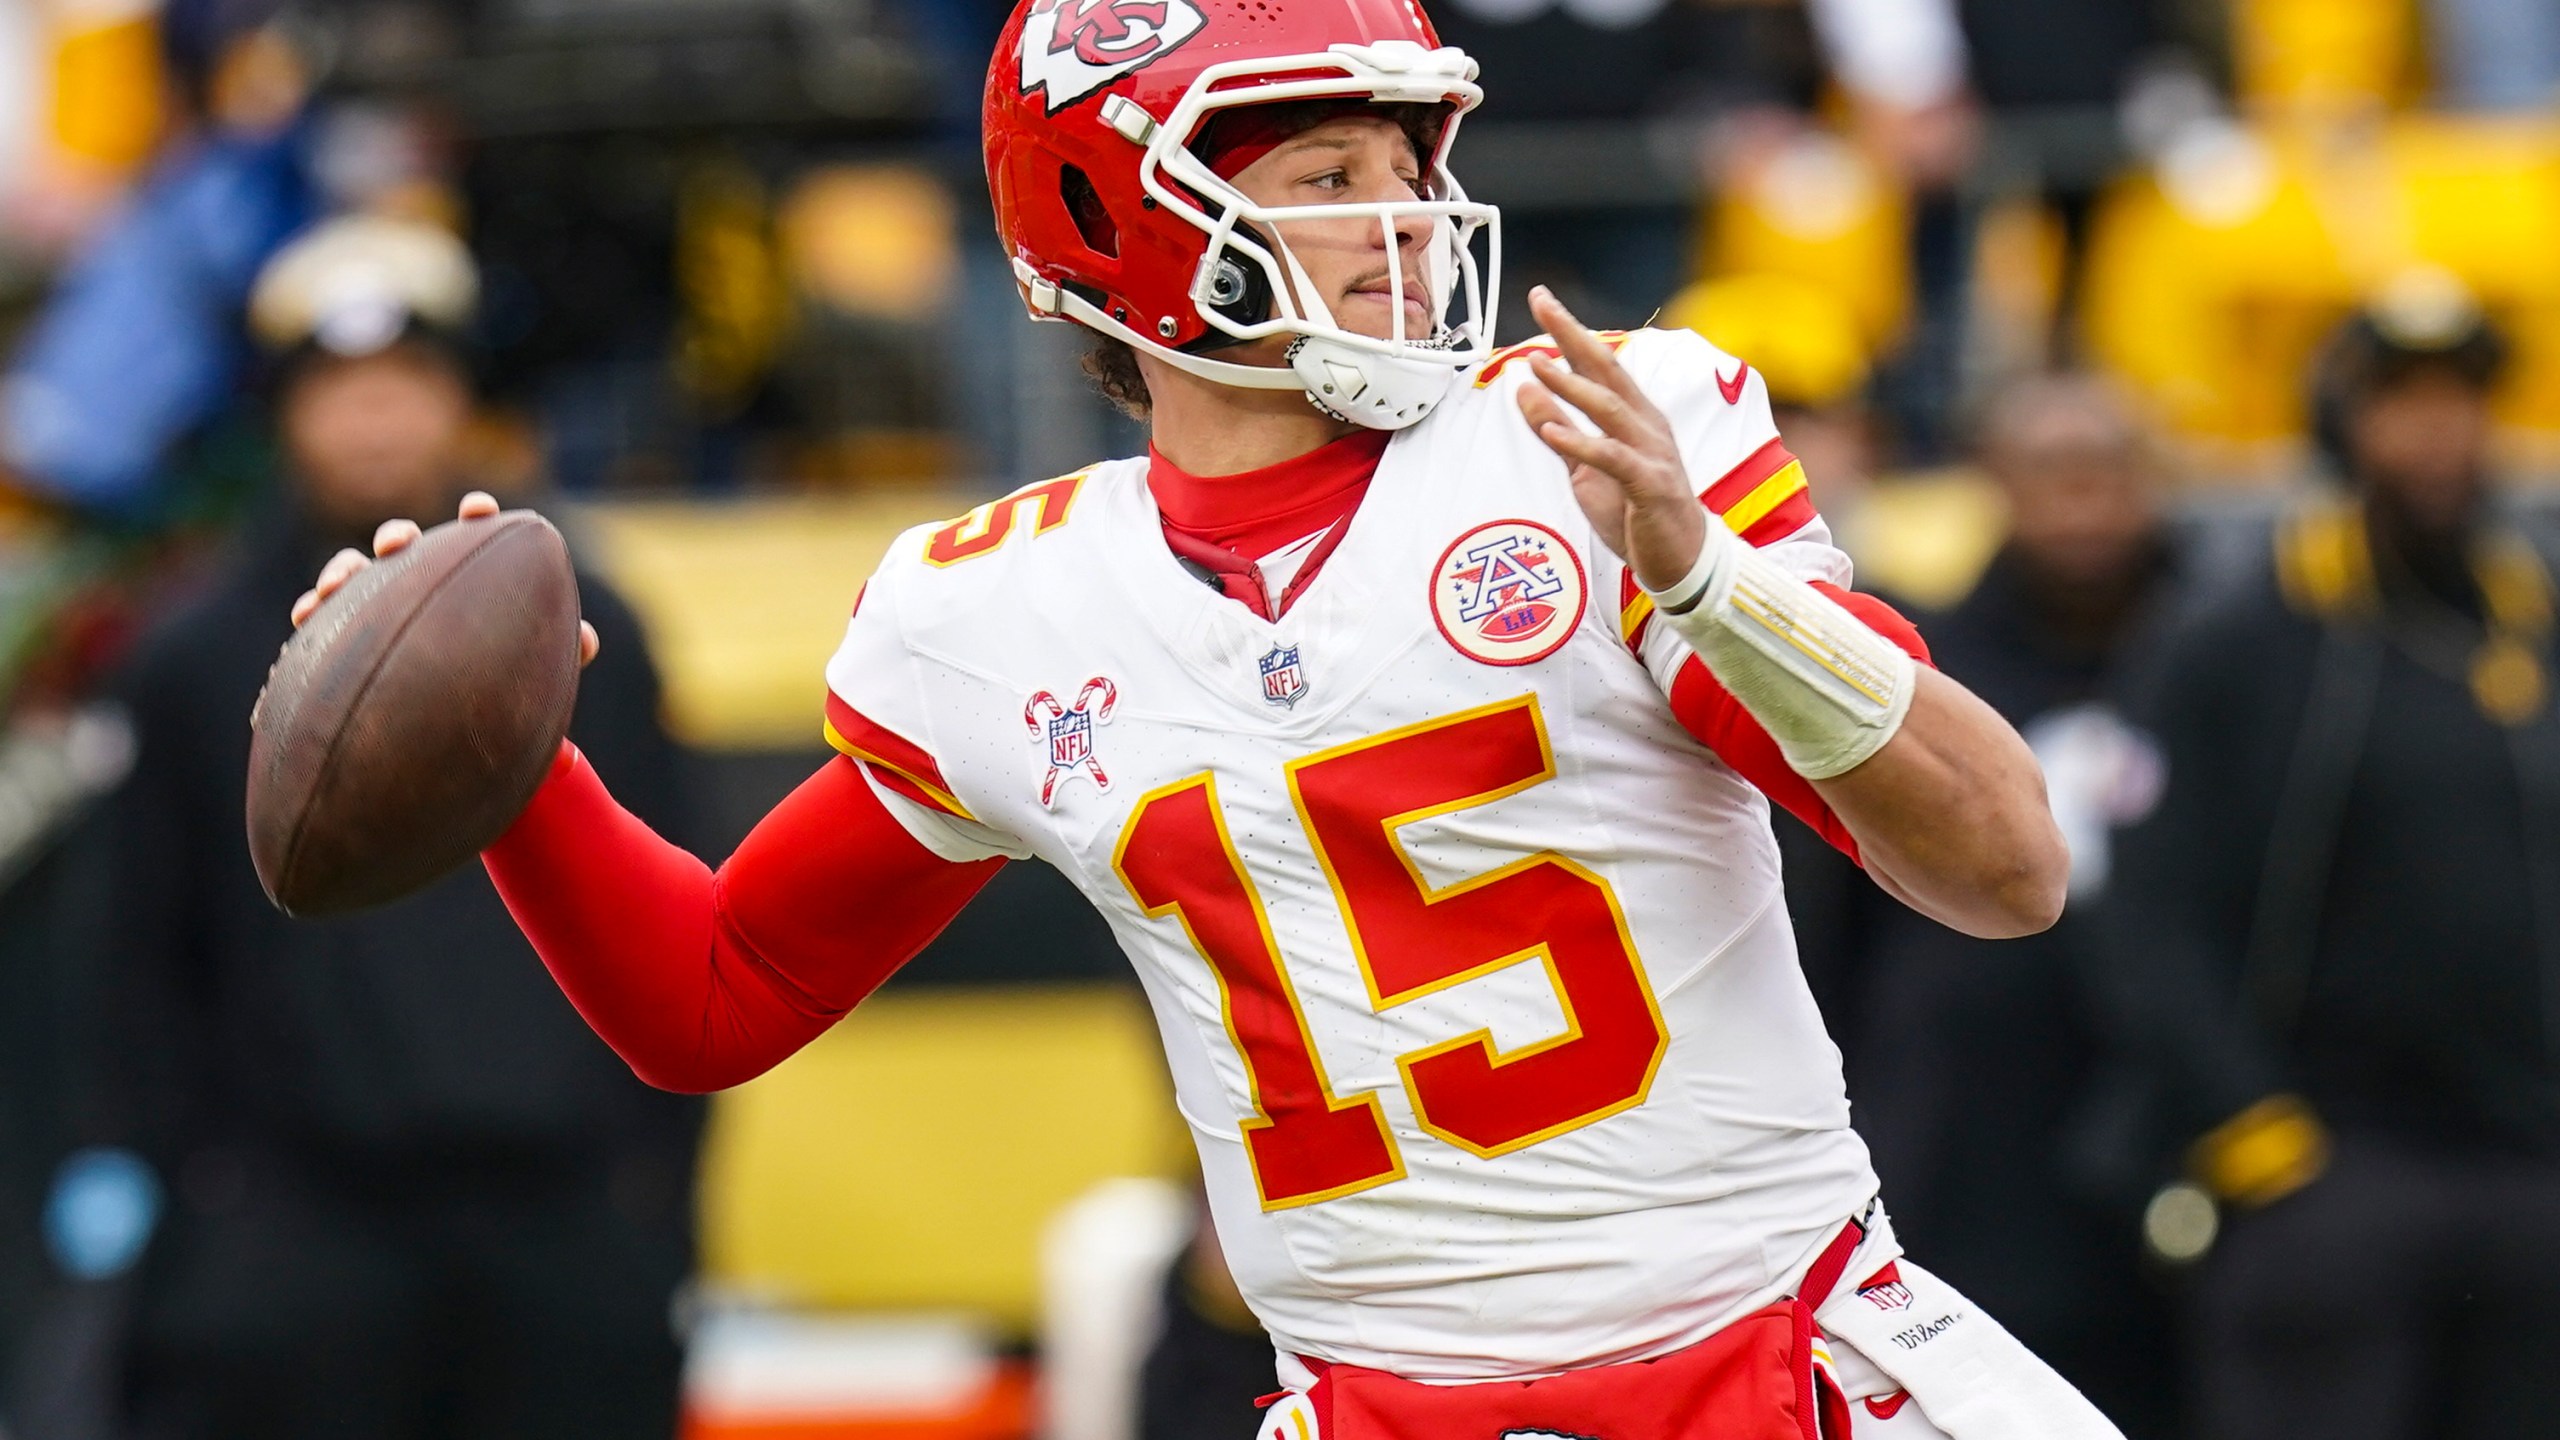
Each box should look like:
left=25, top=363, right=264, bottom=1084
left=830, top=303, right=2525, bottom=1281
left=1059, top=166, right=1118, bottom=259
left=1192, top=234, right=1275, bottom=349
left=1205, top=258, right=1249, bottom=308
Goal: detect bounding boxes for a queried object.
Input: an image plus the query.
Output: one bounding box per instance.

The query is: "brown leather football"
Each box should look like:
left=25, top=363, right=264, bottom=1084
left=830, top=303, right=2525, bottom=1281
left=247, top=510, right=582, bottom=915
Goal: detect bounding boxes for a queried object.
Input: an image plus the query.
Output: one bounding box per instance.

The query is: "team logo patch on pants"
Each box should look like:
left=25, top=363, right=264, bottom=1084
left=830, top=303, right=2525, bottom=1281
left=1259, top=1391, right=1321, bottom=1440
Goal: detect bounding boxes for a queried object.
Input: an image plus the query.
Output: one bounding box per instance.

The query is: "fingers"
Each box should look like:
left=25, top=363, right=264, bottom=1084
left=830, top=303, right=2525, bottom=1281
left=1524, top=354, right=1639, bottom=438
left=289, top=495, right=516, bottom=630
left=1517, top=365, right=1654, bottom=493
left=316, top=547, right=367, bottom=596
left=579, top=621, right=600, bottom=668
left=373, top=518, right=421, bottom=557
left=1529, top=413, right=1645, bottom=480
left=373, top=491, right=500, bottom=560
left=290, top=547, right=369, bottom=628
left=1515, top=376, right=1589, bottom=442
left=1526, top=286, right=1645, bottom=403
left=1517, top=379, right=1642, bottom=491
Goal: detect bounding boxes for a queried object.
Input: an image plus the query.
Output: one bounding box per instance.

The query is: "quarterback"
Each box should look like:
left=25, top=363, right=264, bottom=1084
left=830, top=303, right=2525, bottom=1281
left=296, top=0, right=2117, bottom=1435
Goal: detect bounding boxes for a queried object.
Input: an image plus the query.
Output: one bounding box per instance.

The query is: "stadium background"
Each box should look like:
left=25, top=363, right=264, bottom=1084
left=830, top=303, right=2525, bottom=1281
left=0, top=0, right=2554, bottom=1436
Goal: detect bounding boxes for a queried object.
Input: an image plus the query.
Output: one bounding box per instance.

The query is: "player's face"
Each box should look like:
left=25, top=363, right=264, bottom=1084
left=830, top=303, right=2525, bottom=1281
left=2351, top=368, right=2493, bottom=533
left=1991, top=407, right=2158, bottom=590
left=1227, top=114, right=1436, bottom=345
left=281, top=344, right=473, bottom=532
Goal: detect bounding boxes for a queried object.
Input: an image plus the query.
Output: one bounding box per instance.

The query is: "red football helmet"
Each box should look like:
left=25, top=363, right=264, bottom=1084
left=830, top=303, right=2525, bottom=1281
left=985, top=0, right=1501, bottom=429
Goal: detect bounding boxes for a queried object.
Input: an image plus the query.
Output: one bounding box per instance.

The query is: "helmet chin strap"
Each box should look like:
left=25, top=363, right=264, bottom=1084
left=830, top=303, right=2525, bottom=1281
left=1288, top=335, right=1462, bottom=430
left=1274, top=212, right=1465, bottom=430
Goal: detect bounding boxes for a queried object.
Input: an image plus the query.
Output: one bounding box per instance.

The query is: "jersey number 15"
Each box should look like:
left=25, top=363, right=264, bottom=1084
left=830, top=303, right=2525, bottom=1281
left=1112, top=694, right=1671, bottom=1210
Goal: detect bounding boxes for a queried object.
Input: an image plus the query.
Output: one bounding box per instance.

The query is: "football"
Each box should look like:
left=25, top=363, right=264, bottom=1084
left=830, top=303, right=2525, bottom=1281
left=246, top=510, right=582, bottom=916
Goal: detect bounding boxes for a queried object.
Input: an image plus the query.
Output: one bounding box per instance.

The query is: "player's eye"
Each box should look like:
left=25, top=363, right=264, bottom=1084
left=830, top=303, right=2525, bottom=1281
left=1303, top=169, right=1350, bottom=193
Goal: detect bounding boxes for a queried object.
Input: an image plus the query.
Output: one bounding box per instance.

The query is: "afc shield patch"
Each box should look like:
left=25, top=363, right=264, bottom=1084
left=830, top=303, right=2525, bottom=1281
left=1257, top=644, right=1309, bottom=709
left=1429, top=519, right=1588, bottom=667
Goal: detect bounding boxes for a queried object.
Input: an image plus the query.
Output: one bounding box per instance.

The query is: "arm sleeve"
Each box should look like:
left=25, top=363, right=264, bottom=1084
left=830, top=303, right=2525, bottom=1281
left=483, top=746, right=1004, bottom=1093
left=482, top=552, right=1020, bottom=1093
left=1614, top=328, right=1933, bottom=860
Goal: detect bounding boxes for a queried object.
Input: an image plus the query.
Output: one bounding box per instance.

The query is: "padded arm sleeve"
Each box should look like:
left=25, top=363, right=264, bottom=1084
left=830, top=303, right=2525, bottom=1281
left=483, top=744, right=1004, bottom=1092
left=1663, top=584, right=1933, bottom=864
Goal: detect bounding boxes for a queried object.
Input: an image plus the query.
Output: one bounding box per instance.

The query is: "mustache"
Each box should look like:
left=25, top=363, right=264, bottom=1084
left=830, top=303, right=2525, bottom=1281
left=1343, top=265, right=1436, bottom=303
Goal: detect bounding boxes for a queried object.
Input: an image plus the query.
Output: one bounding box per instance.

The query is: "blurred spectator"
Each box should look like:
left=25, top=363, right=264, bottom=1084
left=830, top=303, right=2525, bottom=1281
left=1784, top=372, right=2183, bottom=1438
left=2102, top=273, right=2560, bottom=1440
left=0, top=3, right=316, bottom=516
left=45, top=217, right=699, bottom=1440
left=1430, top=0, right=1828, bottom=332
left=1813, top=0, right=2225, bottom=455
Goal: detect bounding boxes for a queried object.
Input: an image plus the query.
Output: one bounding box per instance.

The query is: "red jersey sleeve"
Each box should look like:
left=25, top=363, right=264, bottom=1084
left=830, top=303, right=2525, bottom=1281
left=483, top=744, right=1002, bottom=1092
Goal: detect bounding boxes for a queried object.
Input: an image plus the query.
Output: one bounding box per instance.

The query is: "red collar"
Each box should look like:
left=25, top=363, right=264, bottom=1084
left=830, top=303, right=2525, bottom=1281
left=1147, top=428, right=1390, bottom=558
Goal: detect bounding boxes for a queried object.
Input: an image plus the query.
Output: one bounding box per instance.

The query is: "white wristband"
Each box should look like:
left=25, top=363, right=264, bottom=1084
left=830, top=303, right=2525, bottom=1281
left=1644, top=531, right=1916, bottom=780
left=1648, top=522, right=1733, bottom=617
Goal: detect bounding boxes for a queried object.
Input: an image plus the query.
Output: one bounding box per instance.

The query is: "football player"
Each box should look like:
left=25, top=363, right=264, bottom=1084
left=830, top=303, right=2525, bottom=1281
left=295, top=1, right=2117, bottom=1434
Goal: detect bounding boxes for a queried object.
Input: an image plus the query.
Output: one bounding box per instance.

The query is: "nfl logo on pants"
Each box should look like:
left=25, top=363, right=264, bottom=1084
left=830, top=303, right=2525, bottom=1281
left=1259, top=645, right=1308, bottom=709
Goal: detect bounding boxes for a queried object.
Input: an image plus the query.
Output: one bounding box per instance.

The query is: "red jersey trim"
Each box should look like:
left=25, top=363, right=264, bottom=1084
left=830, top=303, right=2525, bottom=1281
left=823, top=692, right=976, bottom=822
left=1616, top=443, right=1825, bottom=649
left=1702, top=438, right=1819, bottom=549
left=1469, top=330, right=1633, bottom=388
left=1619, top=570, right=1655, bottom=649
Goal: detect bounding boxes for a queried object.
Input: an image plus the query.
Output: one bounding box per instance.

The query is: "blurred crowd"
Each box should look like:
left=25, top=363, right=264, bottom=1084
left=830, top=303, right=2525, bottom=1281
left=0, top=1, right=2553, bottom=1439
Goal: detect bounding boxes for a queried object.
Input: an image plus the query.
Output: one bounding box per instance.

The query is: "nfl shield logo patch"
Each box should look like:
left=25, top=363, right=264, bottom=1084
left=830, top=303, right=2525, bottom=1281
left=1047, top=709, right=1092, bottom=768
left=1257, top=645, right=1308, bottom=709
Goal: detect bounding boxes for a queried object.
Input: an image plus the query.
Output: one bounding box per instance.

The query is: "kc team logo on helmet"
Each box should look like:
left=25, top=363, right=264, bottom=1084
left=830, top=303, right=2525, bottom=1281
left=1431, top=519, right=1587, bottom=667
left=1019, top=0, right=1207, bottom=112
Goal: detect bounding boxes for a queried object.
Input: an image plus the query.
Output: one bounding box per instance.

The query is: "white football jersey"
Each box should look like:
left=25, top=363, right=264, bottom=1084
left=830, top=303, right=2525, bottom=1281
left=824, top=328, right=1879, bottom=1378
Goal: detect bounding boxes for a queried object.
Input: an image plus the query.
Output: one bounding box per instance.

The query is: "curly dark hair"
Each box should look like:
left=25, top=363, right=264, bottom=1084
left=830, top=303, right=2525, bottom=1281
left=1081, top=334, right=1152, bottom=419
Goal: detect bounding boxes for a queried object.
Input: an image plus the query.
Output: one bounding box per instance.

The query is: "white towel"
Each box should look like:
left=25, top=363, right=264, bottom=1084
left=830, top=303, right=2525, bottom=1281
left=1814, top=1257, right=2126, bottom=1440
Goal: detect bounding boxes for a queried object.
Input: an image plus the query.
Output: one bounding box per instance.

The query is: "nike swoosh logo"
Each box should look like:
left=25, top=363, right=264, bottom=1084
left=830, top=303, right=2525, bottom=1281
left=1717, top=362, right=1749, bottom=405
left=1864, top=1393, right=1912, bottom=1420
